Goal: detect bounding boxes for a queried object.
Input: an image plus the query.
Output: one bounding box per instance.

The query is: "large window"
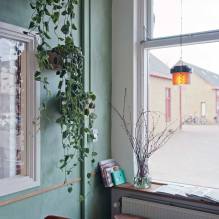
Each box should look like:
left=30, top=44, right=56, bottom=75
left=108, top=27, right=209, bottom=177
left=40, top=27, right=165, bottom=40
left=143, top=1, right=219, bottom=189
left=151, top=0, right=219, bottom=38
left=0, top=38, right=27, bottom=179
left=216, top=90, right=219, bottom=122
left=0, top=22, right=40, bottom=196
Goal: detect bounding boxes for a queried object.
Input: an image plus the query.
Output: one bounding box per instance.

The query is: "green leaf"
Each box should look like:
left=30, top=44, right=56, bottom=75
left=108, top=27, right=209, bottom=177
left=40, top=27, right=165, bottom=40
left=29, top=21, right=35, bottom=29
left=59, top=162, right=67, bottom=169
left=35, top=77, right=41, bottom=81
left=84, top=148, right=89, bottom=153
left=46, top=0, right=52, bottom=5
left=43, top=31, right=51, bottom=39
left=62, top=131, right=68, bottom=139
left=58, top=80, right=63, bottom=89
left=90, top=94, right=96, bottom=101
left=44, top=22, right=49, bottom=32
left=71, top=23, right=77, bottom=30
left=84, top=128, right=90, bottom=133
left=68, top=187, right=73, bottom=193
left=64, top=155, right=70, bottom=162
left=67, top=170, right=71, bottom=175
left=60, top=70, right=66, bottom=77
left=35, top=15, right=41, bottom=24
left=34, top=71, right=41, bottom=78
left=61, top=24, right=69, bottom=35
left=89, top=102, right=95, bottom=109
left=45, top=8, right=50, bottom=16
left=65, top=36, right=73, bottom=45
left=54, top=5, right=62, bottom=10
left=61, top=10, right=67, bottom=16
left=52, top=12, right=60, bottom=23
left=92, top=152, right=98, bottom=156
left=84, top=108, right=89, bottom=116
left=30, top=3, right=36, bottom=9
left=58, top=37, right=64, bottom=41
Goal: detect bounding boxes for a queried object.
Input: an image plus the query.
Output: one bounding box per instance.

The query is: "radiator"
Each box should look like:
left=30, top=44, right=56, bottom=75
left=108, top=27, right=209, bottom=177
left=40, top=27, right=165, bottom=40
left=121, top=197, right=218, bottom=219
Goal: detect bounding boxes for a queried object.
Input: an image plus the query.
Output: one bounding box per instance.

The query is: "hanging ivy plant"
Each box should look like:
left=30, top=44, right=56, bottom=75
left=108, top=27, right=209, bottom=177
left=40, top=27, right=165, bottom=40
left=29, top=0, right=97, bottom=192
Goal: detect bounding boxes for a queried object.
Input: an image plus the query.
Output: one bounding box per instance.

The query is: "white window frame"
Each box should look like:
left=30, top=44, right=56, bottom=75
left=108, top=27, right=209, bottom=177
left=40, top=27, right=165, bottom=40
left=140, top=0, right=219, bottom=183
left=0, top=22, right=40, bottom=196
left=140, top=0, right=219, bottom=111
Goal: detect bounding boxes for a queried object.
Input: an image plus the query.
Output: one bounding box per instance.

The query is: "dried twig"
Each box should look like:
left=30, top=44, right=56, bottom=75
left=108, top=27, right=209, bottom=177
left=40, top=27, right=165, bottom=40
left=112, top=91, right=178, bottom=177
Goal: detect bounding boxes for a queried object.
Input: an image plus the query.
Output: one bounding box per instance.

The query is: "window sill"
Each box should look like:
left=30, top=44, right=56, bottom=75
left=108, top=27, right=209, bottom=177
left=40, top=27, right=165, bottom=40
left=113, top=183, right=219, bottom=215
left=0, top=176, right=40, bottom=197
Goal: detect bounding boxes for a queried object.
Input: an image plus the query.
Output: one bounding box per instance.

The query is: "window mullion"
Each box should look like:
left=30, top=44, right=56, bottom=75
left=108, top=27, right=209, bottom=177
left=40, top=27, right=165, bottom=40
left=142, top=29, right=219, bottom=49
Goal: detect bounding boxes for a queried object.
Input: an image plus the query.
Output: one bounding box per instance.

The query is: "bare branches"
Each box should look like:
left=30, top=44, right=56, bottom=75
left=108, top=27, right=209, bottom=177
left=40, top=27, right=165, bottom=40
left=112, top=91, right=178, bottom=174
left=111, top=104, right=135, bottom=150
left=123, top=88, right=127, bottom=117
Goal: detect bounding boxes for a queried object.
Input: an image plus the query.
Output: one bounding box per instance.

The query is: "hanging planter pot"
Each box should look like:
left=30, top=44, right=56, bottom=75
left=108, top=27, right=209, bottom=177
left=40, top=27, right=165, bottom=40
left=48, top=50, right=62, bottom=70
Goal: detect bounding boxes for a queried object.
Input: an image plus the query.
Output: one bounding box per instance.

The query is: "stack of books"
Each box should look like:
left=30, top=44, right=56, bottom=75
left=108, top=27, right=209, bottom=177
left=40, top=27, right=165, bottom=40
left=99, top=159, right=126, bottom=187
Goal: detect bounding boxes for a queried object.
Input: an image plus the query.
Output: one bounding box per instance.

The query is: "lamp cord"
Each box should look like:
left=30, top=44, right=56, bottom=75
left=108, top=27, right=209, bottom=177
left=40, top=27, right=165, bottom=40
left=180, top=0, right=183, bottom=65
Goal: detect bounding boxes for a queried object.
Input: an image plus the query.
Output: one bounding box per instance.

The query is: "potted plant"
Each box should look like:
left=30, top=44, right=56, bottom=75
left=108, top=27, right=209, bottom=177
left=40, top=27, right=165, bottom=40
left=29, top=0, right=97, bottom=192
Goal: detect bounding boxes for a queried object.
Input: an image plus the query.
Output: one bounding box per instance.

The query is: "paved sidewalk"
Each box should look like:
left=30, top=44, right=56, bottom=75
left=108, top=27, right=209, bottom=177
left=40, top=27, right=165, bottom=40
left=149, top=125, right=219, bottom=188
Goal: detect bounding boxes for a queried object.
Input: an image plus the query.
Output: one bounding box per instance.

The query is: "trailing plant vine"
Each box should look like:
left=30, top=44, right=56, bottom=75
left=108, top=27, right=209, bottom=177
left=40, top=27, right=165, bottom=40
left=29, top=0, right=97, bottom=192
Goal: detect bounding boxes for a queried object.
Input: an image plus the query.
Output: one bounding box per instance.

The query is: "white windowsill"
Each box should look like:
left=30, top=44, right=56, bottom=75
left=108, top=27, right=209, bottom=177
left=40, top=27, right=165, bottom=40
left=0, top=176, right=40, bottom=197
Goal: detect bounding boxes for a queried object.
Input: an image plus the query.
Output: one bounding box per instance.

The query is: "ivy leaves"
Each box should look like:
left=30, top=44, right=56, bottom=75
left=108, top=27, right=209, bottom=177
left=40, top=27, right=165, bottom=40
left=29, top=0, right=98, bottom=194
left=51, top=11, right=59, bottom=23
left=61, top=22, right=70, bottom=35
left=29, top=0, right=78, bottom=45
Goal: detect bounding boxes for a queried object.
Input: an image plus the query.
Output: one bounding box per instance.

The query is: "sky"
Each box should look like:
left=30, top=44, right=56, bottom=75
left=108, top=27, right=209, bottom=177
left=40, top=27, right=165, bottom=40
left=150, top=0, right=219, bottom=74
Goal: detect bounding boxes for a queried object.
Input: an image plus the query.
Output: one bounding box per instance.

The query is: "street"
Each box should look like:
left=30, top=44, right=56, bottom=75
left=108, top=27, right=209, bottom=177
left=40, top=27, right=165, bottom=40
left=149, top=125, right=219, bottom=188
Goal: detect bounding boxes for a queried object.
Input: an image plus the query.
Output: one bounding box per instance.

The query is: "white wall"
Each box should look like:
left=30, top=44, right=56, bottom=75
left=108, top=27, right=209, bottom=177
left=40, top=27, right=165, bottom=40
left=111, top=0, right=144, bottom=181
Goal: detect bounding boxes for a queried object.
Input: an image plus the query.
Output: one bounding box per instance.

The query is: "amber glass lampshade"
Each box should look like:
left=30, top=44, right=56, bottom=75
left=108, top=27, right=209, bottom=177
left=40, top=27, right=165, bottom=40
left=170, top=65, right=192, bottom=85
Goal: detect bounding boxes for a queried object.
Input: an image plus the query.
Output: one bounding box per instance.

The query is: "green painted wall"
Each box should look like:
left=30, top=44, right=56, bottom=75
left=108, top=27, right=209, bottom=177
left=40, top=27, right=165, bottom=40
left=0, top=0, right=112, bottom=219
left=83, top=0, right=112, bottom=219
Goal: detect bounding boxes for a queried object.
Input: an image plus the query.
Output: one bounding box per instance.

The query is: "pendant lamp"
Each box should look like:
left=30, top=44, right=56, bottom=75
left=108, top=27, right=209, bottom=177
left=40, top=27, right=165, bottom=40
left=171, top=64, right=192, bottom=85
left=171, top=0, right=192, bottom=85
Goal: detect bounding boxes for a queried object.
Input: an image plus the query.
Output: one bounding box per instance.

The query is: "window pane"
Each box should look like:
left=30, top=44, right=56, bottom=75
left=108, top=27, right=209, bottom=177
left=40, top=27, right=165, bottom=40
left=0, top=38, right=26, bottom=179
left=146, top=42, right=219, bottom=188
left=217, top=91, right=219, bottom=121
left=152, top=0, right=219, bottom=38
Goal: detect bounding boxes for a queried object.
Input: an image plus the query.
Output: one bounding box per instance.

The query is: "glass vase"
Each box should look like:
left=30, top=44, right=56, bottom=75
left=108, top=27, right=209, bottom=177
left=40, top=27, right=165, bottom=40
left=134, top=159, right=151, bottom=189
left=134, top=174, right=151, bottom=189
